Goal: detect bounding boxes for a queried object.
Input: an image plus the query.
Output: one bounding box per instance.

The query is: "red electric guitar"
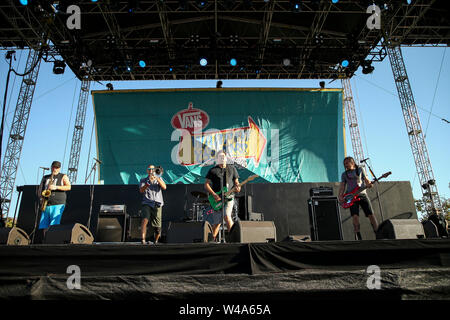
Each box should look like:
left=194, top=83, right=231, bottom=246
left=340, top=171, right=391, bottom=209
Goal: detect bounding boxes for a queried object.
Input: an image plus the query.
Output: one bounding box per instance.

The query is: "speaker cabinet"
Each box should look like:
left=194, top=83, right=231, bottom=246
left=376, top=219, right=425, bottom=240
left=227, top=220, right=276, bottom=243
left=44, top=223, right=94, bottom=244
left=97, top=213, right=127, bottom=242
left=128, top=216, right=143, bottom=241
left=166, top=221, right=213, bottom=243
left=422, top=220, right=439, bottom=239
left=0, top=227, right=30, bottom=245
left=308, top=196, right=342, bottom=241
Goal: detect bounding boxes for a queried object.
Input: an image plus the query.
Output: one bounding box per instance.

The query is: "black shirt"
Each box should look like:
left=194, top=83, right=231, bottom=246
left=40, top=173, right=67, bottom=206
left=206, top=165, right=239, bottom=194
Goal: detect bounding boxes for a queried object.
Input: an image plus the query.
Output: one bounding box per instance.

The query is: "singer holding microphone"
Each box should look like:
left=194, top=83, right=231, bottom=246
left=38, top=161, right=71, bottom=235
left=139, top=164, right=166, bottom=244
left=338, top=157, right=378, bottom=240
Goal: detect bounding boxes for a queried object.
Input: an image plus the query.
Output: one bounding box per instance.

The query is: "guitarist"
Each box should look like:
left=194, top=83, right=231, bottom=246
left=204, top=150, right=241, bottom=240
left=338, top=157, right=378, bottom=240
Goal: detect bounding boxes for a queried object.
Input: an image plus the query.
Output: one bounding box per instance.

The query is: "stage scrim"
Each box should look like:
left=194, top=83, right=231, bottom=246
left=92, top=88, right=345, bottom=185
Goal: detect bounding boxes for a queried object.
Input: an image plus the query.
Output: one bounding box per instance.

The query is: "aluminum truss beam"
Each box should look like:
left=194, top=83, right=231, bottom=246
left=0, top=49, right=42, bottom=218
left=341, top=78, right=365, bottom=165
left=66, top=76, right=91, bottom=184
left=386, top=44, right=443, bottom=216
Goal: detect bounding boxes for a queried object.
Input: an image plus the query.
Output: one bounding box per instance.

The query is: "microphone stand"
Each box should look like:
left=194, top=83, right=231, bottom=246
left=361, top=159, right=385, bottom=222
left=220, top=166, right=226, bottom=243
left=85, top=159, right=99, bottom=230
left=31, top=167, right=48, bottom=243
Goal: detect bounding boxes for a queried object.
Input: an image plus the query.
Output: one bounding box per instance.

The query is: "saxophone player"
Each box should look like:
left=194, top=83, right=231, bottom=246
left=38, top=161, right=71, bottom=234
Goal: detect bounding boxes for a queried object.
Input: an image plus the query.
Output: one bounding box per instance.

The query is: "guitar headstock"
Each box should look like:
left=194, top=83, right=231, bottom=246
left=247, top=175, right=259, bottom=181
left=381, top=171, right=392, bottom=179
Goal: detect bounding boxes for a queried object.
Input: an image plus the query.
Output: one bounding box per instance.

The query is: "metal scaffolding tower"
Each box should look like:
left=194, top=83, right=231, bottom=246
left=341, top=78, right=365, bottom=164
left=386, top=43, right=443, bottom=216
left=67, top=75, right=91, bottom=184
left=0, top=49, right=42, bottom=218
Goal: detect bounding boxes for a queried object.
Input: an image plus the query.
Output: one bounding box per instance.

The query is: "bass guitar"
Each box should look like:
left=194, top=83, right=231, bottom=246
left=208, top=175, right=259, bottom=211
left=340, top=171, right=391, bottom=209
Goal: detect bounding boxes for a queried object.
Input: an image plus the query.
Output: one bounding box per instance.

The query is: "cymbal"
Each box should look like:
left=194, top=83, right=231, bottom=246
left=191, top=191, right=207, bottom=198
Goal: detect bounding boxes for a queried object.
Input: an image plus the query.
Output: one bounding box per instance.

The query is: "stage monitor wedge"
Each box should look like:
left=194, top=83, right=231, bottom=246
left=376, top=219, right=425, bottom=240
left=44, top=223, right=94, bottom=244
left=0, top=227, right=30, bottom=245
left=166, top=221, right=213, bottom=243
left=228, top=220, right=276, bottom=243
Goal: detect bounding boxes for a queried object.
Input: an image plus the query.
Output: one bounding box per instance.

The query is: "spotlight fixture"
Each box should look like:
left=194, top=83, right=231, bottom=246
left=341, top=60, right=349, bottom=68
left=290, top=0, right=301, bottom=12
left=106, top=83, right=114, bottom=91
left=200, top=58, right=208, bottom=67
left=361, top=60, right=374, bottom=74
left=19, top=0, right=28, bottom=5
left=196, top=0, right=207, bottom=8
left=53, top=60, right=66, bottom=74
left=282, top=58, right=291, bottom=67
left=139, top=60, right=146, bottom=68
left=230, top=58, right=237, bottom=66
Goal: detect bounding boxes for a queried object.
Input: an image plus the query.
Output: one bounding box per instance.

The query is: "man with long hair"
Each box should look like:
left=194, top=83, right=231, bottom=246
left=338, top=157, right=378, bottom=240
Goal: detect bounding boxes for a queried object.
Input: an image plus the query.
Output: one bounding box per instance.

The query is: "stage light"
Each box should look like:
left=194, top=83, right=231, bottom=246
left=332, top=0, right=339, bottom=3
left=53, top=60, right=66, bottom=74
left=139, top=60, right=146, bottom=68
left=127, top=0, right=141, bottom=13
left=283, top=58, right=291, bottom=66
left=91, top=0, right=98, bottom=2
left=407, top=0, right=412, bottom=4
left=290, top=0, right=301, bottom=12
left=196, top=0, right=207, bottom=8
left=200, top=58, right=208, bottom=66
left=19, top=0, right=28, bottom=5
left=230, top=58, right=237, bottom=66
left=361, top=60, right=374, bottom=74
left=106, top=83, right=114, bottom=91
left=341, top=60, right=349, bottom=68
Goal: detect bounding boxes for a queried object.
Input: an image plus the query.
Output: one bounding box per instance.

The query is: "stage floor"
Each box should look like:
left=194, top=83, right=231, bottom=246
left=0, top=239, right=449, bottom=300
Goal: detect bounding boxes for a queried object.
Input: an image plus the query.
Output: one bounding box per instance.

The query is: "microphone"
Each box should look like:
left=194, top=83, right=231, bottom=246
left=94, top=158, right=102, bottom=164
left=39, top=167, right=49, bottom=170
left=360, top=158, right=369, bottom=163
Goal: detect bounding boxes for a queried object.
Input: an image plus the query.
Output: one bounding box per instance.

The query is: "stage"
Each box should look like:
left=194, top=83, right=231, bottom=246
left=0, top=239, right=449, bottom=300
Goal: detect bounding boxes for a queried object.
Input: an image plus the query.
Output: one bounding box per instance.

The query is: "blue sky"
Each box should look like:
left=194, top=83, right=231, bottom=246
left=1, top=45, right=449, bottom=220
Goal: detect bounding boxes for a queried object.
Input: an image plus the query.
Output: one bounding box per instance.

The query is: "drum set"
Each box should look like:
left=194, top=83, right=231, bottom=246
left=189, top=191, right=210, bottom=221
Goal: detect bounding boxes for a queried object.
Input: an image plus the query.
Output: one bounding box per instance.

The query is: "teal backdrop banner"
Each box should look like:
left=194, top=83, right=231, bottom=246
left=92, top=88, right=345, bottom=185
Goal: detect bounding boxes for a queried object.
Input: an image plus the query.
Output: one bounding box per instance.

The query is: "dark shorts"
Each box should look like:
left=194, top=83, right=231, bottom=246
left=350, top=194, right=374, bottom=217
left=141, top=204, right=162, bottom=228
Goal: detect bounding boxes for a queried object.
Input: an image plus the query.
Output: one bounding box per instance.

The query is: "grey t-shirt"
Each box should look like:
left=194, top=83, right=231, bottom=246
left=140, top=177, right=164, bottom=207
left=341, top=167, right=368, bottom=194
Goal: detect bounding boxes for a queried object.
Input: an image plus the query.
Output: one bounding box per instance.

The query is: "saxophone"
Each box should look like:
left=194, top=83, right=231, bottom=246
left=40, top=174, right=55, bottom=212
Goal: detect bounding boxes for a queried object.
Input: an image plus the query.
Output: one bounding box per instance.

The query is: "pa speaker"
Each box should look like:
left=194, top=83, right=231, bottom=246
left=44, top=223, right=94, bottom=244
left=166, top=221, right=213, bottom=243
left=96, top=213, right=127, bottom=242
left=227, top=220, right=276, bottom=243
left=376, top=219, right=425, bottom=240
left=0, top=227, right=30, bottom=245
left=308, top=197, right=342, bottom=241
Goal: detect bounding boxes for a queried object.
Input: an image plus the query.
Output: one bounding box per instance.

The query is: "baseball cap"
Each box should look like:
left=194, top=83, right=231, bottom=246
left=51, top=161, right=61, bottom=168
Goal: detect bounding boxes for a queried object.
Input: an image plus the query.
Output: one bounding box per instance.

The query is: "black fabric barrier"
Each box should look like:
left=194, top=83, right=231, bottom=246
left=0, top=239, right=449, bottom=278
